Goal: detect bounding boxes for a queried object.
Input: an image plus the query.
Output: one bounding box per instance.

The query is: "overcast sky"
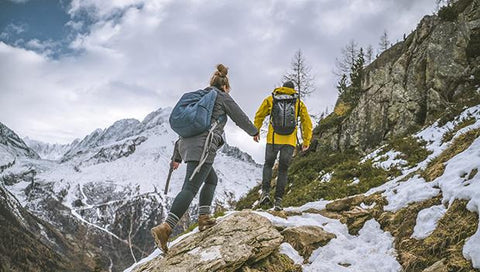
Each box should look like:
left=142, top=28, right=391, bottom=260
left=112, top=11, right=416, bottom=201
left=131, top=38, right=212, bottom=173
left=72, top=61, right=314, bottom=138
left=0, top=0, right=436, bottom=162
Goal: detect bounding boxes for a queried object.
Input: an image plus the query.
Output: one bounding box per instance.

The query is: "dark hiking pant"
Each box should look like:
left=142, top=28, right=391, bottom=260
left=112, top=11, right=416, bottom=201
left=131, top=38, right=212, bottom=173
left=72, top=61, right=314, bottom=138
left=168, top=161, right=217, bottom=226
left=262, top=144, right=294, bottom=200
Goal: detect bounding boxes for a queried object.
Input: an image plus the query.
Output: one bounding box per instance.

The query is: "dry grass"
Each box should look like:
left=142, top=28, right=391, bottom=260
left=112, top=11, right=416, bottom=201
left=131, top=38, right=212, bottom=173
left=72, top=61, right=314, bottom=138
left=379, top=199, right=478, bottom=272
left=423, top=128, right=480, bottom=182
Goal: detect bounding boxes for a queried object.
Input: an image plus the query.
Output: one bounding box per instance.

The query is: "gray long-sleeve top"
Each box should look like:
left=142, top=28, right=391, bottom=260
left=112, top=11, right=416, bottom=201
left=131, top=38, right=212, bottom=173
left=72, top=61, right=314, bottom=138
left=172, top=87, right=258, bottom=163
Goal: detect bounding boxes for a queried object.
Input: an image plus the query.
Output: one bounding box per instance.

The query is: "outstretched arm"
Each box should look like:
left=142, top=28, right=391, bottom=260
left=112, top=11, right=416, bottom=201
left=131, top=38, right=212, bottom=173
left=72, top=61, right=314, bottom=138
left=222, top=93, right=259, bottom=136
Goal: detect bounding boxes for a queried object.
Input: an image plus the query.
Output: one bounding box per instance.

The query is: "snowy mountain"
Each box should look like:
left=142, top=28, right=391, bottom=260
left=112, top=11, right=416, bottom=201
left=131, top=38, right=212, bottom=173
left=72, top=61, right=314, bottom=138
left=1, top=107, right=262, bottom=271
left=23, top=137, right=76, bottom=161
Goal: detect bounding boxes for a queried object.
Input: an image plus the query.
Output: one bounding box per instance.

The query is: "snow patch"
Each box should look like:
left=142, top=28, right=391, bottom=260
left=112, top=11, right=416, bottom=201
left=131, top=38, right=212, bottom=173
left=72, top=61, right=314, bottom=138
left=412, top=204, right=447, bottom=239
left=305, top=219, right=401, bottom=272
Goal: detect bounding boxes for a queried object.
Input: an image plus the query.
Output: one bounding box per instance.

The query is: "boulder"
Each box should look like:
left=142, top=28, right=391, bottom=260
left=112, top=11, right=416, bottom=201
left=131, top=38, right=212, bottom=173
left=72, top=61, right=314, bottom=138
left=281, top=225, right=336, bottom=261
left=135, top=211, right=283, bottom=272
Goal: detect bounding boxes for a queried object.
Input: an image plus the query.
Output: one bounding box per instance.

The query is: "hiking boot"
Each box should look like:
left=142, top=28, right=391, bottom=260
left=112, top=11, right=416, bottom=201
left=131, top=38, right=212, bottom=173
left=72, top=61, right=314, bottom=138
left=151, top=222, right=172, bottom=253
left=259, top=193, right=271, bottom=206
left=274, top=198, right=283, bottom=211
left=198, top=214, right=216, bottom=232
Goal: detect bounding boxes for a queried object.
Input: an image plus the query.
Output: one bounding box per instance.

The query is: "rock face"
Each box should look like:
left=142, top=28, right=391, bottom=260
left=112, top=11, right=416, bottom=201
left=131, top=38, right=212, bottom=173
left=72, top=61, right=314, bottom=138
left=318, top=0, right=480, bottom=152
left=135, top=211, right=284, bottom=272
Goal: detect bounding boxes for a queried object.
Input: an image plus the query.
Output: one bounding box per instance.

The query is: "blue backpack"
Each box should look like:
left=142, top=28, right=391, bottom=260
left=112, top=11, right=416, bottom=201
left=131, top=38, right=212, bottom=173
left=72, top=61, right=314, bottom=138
left=169, top=88, right=218, bottom=137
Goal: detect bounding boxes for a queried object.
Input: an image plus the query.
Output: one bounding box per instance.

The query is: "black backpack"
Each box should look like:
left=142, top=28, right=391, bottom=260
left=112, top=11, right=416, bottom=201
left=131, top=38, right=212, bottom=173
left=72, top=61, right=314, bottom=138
left=270, top=92, right=300, bottom=135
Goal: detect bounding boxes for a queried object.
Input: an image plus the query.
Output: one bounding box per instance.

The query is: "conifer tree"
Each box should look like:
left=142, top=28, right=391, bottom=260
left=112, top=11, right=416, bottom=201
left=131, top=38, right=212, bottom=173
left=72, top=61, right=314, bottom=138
left=336, top=74, right=348, bottom=96
left=347, top=48, right=365, bottom=103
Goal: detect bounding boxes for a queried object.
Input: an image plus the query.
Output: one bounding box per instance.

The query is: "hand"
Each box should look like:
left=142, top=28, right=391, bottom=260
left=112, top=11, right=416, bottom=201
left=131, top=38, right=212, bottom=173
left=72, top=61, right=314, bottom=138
left=171, top=161, right=180, bottom=170
left=253, top=134, right=260, bottom=142
left=302, top=145, right=309, bottom=152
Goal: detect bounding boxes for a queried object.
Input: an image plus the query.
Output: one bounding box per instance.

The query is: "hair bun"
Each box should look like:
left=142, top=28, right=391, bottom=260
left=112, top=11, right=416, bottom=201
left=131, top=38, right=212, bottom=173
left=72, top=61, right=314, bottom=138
left=216, top=64, right=228, bottom=77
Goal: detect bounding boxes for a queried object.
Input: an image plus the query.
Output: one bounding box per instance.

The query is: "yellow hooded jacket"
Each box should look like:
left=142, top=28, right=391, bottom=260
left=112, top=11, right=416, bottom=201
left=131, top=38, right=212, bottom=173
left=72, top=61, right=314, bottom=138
left=254, top=86, right=313, bottom=147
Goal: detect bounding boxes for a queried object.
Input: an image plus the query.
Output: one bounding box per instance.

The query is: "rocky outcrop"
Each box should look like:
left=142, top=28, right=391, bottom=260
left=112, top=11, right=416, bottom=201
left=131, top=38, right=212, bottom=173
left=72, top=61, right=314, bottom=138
left=134, top=211, right=286, bottom=272
left=317, top=0, right=480, bottom=152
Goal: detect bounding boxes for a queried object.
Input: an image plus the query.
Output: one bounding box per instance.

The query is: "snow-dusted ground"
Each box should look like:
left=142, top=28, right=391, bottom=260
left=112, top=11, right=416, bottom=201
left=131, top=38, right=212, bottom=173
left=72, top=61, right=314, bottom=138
left=126, top=105, right=480, bottom=271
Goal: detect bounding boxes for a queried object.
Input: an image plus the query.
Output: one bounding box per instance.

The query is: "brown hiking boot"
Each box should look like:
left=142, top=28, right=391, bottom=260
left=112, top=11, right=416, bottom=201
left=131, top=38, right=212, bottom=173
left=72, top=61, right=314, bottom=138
left=151, top=222, right=172, bottom=253
left=198, top=214, right=216, bottom=232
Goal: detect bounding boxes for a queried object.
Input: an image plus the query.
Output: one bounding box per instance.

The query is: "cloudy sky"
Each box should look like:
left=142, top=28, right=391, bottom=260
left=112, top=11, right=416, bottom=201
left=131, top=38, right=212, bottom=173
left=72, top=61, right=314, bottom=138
left=0, top=0, right=436, bottom=162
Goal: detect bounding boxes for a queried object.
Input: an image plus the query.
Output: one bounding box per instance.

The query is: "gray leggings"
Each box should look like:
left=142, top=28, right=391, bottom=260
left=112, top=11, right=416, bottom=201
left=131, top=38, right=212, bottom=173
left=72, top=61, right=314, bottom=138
left=262, top=144, right=294, bottom=200
left=169, top=162, right=217, bottom=219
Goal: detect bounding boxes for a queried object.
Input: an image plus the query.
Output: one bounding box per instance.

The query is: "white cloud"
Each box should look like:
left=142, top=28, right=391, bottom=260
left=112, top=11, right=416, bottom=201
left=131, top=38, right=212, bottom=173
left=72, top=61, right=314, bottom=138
left=0, top=0, right=434, bottom=161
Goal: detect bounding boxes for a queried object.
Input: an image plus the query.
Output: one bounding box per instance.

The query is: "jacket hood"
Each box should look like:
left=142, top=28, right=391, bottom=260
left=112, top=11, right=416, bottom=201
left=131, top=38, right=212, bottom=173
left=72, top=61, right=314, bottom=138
left=273, top=86, right=297, bottom=95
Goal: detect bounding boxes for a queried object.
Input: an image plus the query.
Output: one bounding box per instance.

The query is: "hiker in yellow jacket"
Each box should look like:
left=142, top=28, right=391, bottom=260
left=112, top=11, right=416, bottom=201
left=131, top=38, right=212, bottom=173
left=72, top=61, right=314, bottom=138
left=253, top=81, right=313, bottom=210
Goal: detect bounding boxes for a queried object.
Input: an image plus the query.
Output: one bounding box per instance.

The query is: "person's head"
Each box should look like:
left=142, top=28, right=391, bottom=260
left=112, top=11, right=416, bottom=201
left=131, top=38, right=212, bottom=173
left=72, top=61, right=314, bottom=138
left=282, top=81, right=295, bottom=89
left=210, top=64, right=230, bottom=93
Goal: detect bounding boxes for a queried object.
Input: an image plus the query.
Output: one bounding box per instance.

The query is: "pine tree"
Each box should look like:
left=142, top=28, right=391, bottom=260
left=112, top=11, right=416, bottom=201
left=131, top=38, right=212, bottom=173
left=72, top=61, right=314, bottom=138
left=350, top=48, right=365, bottom=89
left=336, top=74, right=348, bottom=96
left=283, top=49, right=316, bottom=100
left=346, top=48, right=365, bottom=103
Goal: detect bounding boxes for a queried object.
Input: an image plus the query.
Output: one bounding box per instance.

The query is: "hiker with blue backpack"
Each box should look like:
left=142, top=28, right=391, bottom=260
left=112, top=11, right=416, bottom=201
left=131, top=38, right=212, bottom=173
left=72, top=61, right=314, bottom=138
left=151, top=64, right=259, bottom=253
left=254, top=81, right=313, bottom=211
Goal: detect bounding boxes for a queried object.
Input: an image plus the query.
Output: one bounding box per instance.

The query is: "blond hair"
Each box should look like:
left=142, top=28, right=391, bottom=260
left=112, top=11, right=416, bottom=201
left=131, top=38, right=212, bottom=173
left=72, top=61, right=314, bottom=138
left=209, top=64, right=230, bottom=91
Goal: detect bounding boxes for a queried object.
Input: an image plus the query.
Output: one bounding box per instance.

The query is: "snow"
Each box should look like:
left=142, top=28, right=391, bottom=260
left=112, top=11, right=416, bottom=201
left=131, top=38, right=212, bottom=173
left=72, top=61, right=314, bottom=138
left=351, top=177, right=360, bottom=185
left=435, top=136, right=480, bottom=268
left=383, top=175, right=440, bottom=212
left=411, top=204, right=447, bottom=239
left=362, top=148, right=407, bottom=170
left=255, top=209, right=401, bottom=271
left=279, top=242, right=304, bottom=265
left=285, top=199, right=330, bottom=212
left=0, top=146, right=15, bottom=166
left=306, top=220, right=401, bottom=272
left=360, top=202, right=376, bottom=209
